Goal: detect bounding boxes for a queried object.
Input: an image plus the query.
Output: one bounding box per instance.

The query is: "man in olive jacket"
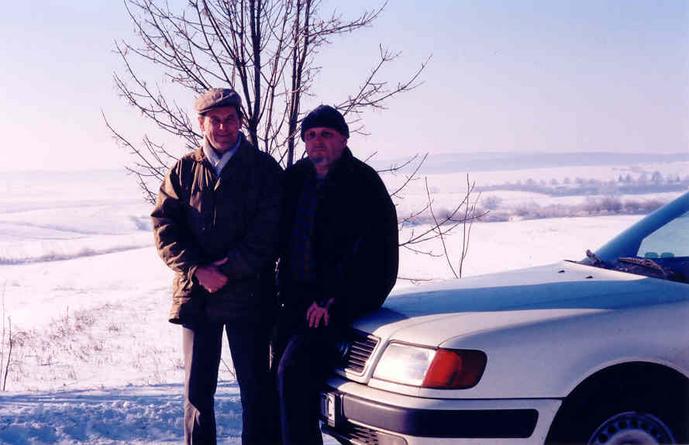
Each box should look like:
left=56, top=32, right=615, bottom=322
left=275, top=105, right=399, bottom=445
left=151, top=88, right=282, bottom=445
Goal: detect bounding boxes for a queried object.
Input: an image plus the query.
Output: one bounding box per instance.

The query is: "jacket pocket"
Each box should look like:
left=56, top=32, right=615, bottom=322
left=169, top=274, right=200, bottom=324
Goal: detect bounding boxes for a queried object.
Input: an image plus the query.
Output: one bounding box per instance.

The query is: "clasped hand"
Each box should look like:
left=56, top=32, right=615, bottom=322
left=194, top=258, right=229, bottom=293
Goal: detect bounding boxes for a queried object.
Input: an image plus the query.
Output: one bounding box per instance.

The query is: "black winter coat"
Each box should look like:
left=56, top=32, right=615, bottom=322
left=278, top=148, right=398, bottom=326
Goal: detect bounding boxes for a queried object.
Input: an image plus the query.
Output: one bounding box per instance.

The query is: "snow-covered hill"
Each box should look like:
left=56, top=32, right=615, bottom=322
left=0, top=166, right=676, bottom=443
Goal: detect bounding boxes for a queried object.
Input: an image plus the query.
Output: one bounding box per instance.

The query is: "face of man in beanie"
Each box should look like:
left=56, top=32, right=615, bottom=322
left=198, top=106, right=241, bottom=153
left=303, top=127, right=347, bottom=177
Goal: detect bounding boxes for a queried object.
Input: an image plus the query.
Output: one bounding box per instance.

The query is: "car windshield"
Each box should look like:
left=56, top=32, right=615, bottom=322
left=580, top=192, right=689, bottom=283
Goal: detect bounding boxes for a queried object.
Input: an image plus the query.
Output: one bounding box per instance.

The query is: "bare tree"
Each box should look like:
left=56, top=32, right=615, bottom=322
left=393, top=171, right=485, bottom=280
left=1, top=317, right=11, bottom=392
left=106, top=0, right=427, bottom=202
left=0, top=284, right=12, bottom=392
left=0, top=284, right=5, bottom=390
left=108, top=0, right=482, bottom=280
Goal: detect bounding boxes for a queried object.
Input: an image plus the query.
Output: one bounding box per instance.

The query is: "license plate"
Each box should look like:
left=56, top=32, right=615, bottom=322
left=321, top=392, right=339, bottom=427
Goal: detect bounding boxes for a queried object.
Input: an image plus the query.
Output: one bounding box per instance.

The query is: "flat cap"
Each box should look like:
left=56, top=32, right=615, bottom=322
left=195, top=88, right=242, bottom=115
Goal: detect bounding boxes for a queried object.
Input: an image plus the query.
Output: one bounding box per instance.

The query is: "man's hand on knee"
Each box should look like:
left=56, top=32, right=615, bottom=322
left=306, top=298, right=334, bottom=328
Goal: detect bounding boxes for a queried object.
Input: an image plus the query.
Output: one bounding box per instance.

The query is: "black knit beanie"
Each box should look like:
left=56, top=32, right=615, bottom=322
left=300, top=105, right=350, bottom=141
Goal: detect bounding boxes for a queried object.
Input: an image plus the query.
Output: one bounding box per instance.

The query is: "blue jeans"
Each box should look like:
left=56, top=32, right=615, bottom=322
left=183, top=317, right=278, bottom=445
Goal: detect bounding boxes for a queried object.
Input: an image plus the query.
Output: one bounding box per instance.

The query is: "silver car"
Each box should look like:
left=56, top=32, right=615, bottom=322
left=321, top=192, right=689, bottom=444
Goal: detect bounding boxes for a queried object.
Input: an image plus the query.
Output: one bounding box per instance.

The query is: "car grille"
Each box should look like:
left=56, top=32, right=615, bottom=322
left=323, top=421, right=406, bottom=445
left=340, top=330, right=379, bottom=374
left=345, top=422, right=379, bottom=444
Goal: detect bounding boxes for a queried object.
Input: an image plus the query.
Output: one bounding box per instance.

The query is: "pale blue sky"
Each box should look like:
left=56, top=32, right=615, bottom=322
left=0, top=0, right=687, bottom=171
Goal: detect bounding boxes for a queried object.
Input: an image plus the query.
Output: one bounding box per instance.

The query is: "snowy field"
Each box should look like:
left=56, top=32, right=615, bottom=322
left=0, top=164, right=685, bottom=444
left=383, top=159, right=689, bottom=220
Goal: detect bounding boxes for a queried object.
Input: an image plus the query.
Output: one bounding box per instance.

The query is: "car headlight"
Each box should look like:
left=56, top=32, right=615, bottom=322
left=372, top=343, right=434, bottom=386
left=372, top=343, right=487, bottom=389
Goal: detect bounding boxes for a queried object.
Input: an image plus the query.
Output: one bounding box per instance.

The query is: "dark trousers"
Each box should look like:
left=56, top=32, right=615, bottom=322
left=183, top=318, right=278, bottom=445
left=275, top=327, right=338, bottom=445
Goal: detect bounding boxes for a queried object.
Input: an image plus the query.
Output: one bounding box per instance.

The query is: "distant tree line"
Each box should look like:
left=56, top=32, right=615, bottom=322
left=477, top=171, right=689, bottom=197
left=469, top=196, right=667, bottom=223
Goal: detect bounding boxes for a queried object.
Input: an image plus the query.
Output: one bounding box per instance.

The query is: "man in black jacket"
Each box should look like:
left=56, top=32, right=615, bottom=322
left=275, top=105, right=399, bottom=445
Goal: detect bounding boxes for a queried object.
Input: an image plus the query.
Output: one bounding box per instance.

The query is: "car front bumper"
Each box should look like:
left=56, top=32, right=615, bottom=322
left=320, top=377, right=561, bottom=444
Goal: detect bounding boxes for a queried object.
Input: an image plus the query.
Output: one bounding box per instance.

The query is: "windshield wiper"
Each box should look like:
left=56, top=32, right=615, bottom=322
left=617, top=256, right=670, bottom=279
left=585, top=249, right=605, bottom=266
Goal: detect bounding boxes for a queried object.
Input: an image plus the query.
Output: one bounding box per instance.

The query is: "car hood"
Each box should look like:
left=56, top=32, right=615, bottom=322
left=353, top=261, right=689, bottom=346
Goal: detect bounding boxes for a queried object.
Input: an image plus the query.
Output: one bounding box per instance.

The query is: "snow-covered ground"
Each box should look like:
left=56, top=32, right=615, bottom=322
left=0, top=166, right=683, bottom=443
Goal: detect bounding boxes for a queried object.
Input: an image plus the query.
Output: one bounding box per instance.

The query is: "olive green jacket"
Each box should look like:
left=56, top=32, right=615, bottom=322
left=151, top=139, right=283, bottom=324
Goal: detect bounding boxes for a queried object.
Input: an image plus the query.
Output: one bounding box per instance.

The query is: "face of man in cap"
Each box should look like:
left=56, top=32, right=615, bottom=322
left=303, top=127, right=347, bottom=177
left=198, top=107, right=241, bottom=153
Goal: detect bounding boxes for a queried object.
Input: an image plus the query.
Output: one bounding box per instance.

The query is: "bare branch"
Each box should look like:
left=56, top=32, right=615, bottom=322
left=397, top=276, right=438, bottom=284
left=339, top=49, right=430, bottom=121
left=375, top=153, right=420, bottom=174
left=2, top=317, right=11, bottom=391
left=425, top=178, right=458, bottom=278
left=458, top=174, right=482, bottom=278
left=0, top=283, right=5, bottom=391
left=390, top=153, right=427, bottom=198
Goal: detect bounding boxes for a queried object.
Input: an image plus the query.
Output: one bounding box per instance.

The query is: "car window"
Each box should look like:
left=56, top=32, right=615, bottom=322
left=637, top=210, right=689, bottom=259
